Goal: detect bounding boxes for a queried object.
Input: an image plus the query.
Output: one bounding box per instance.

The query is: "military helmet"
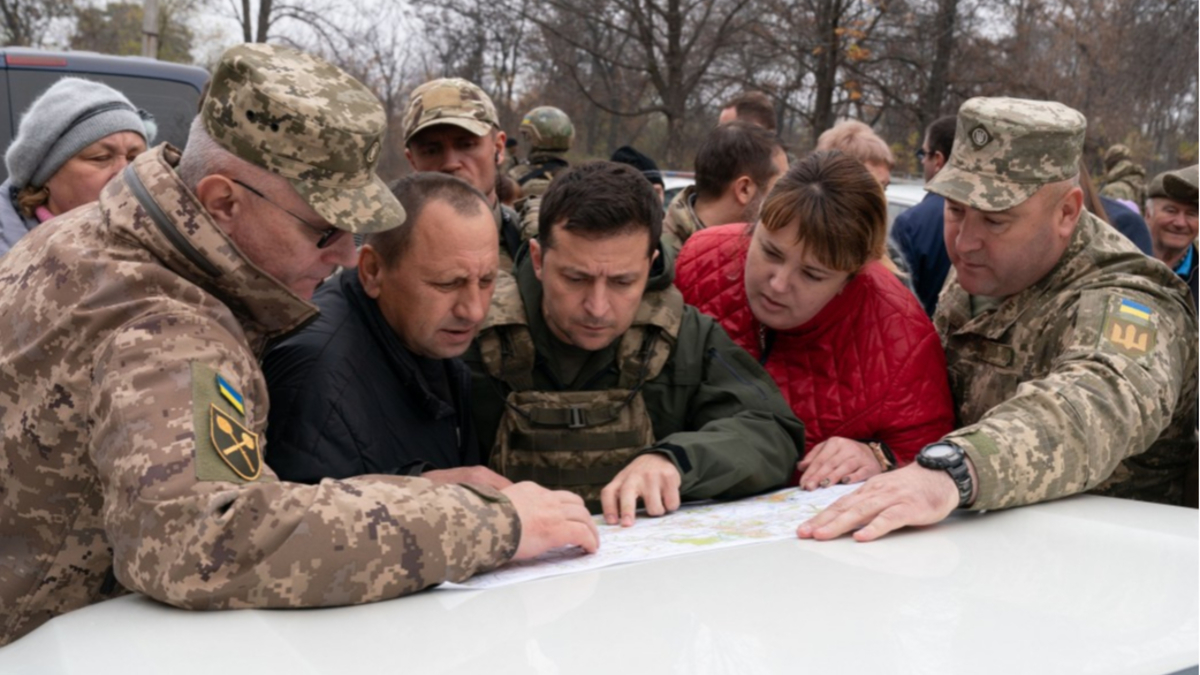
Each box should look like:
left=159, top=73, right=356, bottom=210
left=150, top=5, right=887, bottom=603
left=519, top=106, right=574, bottom=152
left=1104, top=143, right=1131, bottom=170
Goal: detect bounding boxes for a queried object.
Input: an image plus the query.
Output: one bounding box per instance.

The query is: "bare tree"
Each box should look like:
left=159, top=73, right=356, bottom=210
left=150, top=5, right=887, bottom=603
left=0, top=0, right=73, bottom=47
left=524, top=0, right=756, bottom=165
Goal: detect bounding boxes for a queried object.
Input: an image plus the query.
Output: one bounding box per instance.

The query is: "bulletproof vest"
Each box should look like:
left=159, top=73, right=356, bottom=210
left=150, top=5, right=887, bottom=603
left=477, top=274, right=684, bottom=511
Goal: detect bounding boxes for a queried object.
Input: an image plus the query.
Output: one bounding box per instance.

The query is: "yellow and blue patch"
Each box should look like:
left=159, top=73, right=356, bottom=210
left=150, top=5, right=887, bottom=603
left=1100, top=297, right=1156, bottom=359
left=216, top=374, right=246, bottom=416
left=1117, top=298, right=1152, bottom=323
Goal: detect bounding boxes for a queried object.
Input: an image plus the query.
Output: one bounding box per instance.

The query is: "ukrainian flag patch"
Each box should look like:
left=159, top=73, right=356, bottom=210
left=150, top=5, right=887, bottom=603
left=216, top=374, right=246, bottom=416
left=1117, top=298, right=1152, bottom=323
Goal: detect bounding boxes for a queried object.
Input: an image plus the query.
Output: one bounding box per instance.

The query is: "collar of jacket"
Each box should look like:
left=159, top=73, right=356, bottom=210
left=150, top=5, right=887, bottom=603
left=340, top=270, right=458, bottom=420
left=104, top=145, right=318, bottom=351
left=668, top=184, right=703, bottom=233
left=511, top=239, right=674, bottom=381
left=938, top=209, right=1104, bottom=340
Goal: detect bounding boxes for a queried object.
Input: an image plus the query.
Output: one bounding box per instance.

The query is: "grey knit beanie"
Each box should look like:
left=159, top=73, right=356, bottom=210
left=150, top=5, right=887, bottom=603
left=5, top=77, right=155, bottom=190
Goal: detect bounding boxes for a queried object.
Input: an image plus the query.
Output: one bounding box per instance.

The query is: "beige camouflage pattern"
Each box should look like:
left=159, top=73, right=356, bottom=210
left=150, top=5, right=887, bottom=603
left=934, top=210, right=1198, bottom=511
left=402, top=78, right=499, bottom=144
left=478, top=274, right=684, bottom=510
left=928, top=97, right=1086, bottom=212
left=519, top=106, right=574, bottom=152
left=509, top=150, right=570, bottom=202
left=1101, top=158, right=1147, bottom=208
left=0, top=146, right=519, bottom=646
left=202, top=43, right=403, bottom=234
left=661, top=184, right=702, bottom=254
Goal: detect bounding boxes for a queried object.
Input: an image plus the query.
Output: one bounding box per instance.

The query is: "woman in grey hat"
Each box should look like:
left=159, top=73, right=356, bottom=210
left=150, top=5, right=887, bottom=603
left=0, top=77, right=157, bottom=255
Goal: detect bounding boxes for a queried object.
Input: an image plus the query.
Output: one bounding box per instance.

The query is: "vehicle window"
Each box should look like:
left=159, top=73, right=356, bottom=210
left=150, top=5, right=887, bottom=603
left=0, top=77, right=11, bottom=168
left=6, top=70, right=200, bottom=153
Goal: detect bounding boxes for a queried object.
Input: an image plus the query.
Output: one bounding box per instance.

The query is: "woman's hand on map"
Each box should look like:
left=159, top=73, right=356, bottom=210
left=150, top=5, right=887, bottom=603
left=506, top=482, right=600, bottom=559
left=600, top=453, right=682, bottom=527
left=796, top=437, right=882, bottom=490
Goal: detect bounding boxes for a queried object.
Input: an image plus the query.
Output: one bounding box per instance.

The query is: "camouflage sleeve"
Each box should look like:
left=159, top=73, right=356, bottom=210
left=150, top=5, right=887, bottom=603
left=89, top=310, right=519, bottom=610
left=650, top=313, right=803, bottom=499
left=947, top=290, right=1196, bottom=511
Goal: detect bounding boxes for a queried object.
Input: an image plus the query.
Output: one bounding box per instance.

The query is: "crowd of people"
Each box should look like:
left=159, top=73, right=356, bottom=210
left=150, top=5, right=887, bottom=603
left=0, top=43, right=1195, bottom=647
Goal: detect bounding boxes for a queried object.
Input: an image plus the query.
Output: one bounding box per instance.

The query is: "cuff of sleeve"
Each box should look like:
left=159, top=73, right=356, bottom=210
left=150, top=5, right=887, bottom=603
left=454, top=483, right=522, bottom=566
left=642, top=443, right=692, bottom=474
left=945, top=430, right=1003, bottom=511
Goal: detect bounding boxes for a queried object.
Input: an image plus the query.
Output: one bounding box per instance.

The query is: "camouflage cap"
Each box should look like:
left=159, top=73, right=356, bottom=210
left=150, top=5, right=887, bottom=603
left=202, top=43, right=403, bottom=235
left=402, top=78, right=499, bottom=144
left=1148, top=164, right=1199, bottom=205
left=928, top=97, right=1086, bottom=212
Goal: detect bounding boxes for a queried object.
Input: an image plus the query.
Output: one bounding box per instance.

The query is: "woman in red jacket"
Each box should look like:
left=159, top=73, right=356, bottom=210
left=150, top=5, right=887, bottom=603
left=675, top=151, right=955, bottom=490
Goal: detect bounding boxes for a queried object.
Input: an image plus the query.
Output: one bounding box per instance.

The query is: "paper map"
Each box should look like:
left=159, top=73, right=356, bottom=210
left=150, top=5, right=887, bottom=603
left=442, top=484, right=859, bottom=590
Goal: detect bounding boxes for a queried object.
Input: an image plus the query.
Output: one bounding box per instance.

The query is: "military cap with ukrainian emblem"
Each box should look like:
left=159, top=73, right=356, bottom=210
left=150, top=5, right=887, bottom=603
left=402, top=78, right=500, bottom=144
left=201, top=43, right=403, bottom=235
left=928, top=96, right=1086, bottom=212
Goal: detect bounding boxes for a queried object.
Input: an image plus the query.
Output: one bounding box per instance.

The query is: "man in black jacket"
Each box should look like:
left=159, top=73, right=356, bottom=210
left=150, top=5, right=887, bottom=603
left=263, top=173, right=511, bottom=488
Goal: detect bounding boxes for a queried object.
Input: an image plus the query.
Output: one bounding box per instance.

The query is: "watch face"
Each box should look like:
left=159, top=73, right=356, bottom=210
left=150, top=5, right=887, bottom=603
left=923, top=444, right=956, bottom=461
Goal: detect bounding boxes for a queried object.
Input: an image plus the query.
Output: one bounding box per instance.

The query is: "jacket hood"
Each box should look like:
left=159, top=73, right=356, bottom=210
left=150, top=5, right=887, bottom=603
left=101, top=144, right=318, bottom=350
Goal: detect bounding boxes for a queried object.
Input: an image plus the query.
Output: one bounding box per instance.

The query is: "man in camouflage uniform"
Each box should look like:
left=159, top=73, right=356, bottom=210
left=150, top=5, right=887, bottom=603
left=508, top=106, right=574, bottom=241
left=1100, top=143, right=1147, bottom=213
left=799, top=97, right=1198, bottom=542
left=0, top=44, right=598, bottom=647
left=403, top=78, right=523, bottom=272
left=509, top=106, right=573, bottom=200
left=661, top=121, right=787, bottom=254
left=464, top=161, right=803, bottom=524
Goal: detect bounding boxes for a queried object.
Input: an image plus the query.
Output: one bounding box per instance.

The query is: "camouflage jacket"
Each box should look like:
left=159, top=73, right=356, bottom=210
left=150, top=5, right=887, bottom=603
left=661, top=185, right=702, bottom=255
left=1100, top=159, right=1147, bottom=208
left=0, top=146, right=520, bottom=646
left=935, top=210, right=1198, bottom=511
left=508, top=151, right=570, bottom=200
left=462, top=245, right=804, bottom=500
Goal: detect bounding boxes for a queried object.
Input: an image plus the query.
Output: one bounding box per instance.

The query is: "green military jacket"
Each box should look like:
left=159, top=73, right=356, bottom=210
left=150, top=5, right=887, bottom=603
left=0, top=147, right=520, bottom=646
left=935, top=210, right=1198, bottom=511
left=661, top=184, right=703, bottom=255
left=463, top=245, right=804, bottom=500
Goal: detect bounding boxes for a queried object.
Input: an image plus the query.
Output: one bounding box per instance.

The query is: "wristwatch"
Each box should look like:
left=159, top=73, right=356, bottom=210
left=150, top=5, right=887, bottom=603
left=916, top=442, right=973, bottom=508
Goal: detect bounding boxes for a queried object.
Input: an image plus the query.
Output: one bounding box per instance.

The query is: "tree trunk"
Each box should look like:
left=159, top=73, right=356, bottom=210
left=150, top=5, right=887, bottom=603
left=255, top=0, right=271, bottom=42
left=921, top=0, right=958, bottom=127
left=812, top=0, right=841, bottom=137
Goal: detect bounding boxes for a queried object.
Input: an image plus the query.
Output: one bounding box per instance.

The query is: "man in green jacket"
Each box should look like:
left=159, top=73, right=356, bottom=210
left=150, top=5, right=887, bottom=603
left=464, top=161, right=803, bottom=525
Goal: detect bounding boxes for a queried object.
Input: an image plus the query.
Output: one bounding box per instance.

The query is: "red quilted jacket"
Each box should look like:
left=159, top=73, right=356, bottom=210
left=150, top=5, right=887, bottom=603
left=675, top=223, right=955, bottom=478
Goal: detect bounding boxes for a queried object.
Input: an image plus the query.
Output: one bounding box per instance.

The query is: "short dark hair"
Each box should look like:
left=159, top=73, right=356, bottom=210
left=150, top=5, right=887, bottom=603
left=538, top=161, right=661, bottom=257
left=723, top=91, right=776, bottom=131
left=760, top=150, right=887, bottom=272
left=366, top=173, right=489, bottom=266
left=926, top=115, right=957, bottom=160
left=694, top=121, right=784, bottom=201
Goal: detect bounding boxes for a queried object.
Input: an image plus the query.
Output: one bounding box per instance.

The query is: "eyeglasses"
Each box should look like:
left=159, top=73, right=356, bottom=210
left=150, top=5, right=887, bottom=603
left=915, top=148, right=929, bottom=162
left=231, top=179, right=346, bottom=249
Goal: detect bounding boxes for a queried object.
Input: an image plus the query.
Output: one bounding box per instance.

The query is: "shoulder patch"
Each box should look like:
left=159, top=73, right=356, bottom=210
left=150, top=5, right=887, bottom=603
left=1099, top=296, right=1157, bottom=360
left=210, top=405, right=262, bottom=480
left=191, top=361, right=264, bottom=483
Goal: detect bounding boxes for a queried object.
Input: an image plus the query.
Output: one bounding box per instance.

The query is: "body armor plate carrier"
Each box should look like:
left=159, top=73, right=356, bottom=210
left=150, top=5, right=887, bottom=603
left=477, top=274, right=684, bottom=511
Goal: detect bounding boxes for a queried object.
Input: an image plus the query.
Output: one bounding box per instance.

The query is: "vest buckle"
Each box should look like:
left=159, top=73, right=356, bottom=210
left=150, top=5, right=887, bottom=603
left=568, top=407, right=587, bottom=429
